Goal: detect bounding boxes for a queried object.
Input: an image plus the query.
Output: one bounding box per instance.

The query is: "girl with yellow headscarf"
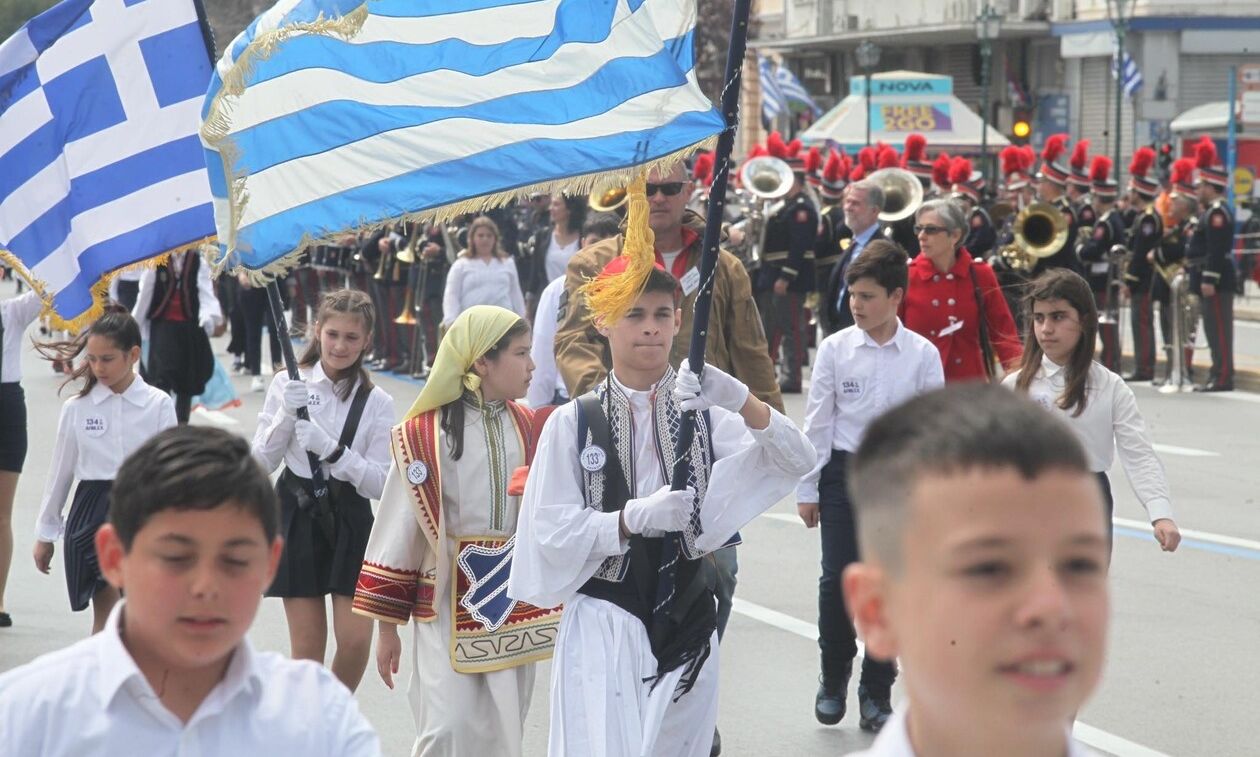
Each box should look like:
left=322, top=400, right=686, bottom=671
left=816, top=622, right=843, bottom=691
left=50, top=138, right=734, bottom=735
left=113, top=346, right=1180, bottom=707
left=351, top=305, right=561, bottom=757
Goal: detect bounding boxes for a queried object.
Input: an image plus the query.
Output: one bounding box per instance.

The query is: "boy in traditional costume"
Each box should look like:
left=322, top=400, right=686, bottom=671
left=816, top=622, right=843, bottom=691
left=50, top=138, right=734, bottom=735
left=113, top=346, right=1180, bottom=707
left=352, top=304, right=560, bottom=757
left=509, top=176, right=814, bottom=757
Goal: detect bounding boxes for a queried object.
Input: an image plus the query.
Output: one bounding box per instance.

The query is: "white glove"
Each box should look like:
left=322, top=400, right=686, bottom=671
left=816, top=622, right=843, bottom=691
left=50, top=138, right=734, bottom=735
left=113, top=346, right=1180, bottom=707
left=621, top=485, right=694, bottom=535
left=282, top=380, right=309, bottom=415
left=295, top=419, right=339, bottom=459
left=674, top=363, right=749, bottom=413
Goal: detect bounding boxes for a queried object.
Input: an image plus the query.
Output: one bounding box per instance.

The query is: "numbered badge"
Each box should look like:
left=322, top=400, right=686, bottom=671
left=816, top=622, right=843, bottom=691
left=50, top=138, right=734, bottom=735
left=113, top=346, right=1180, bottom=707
left=579, top=444, right=607, bottom=473
left=82, top=415, right=107, bottom=438
left=407, top=460, right=429, bottom=485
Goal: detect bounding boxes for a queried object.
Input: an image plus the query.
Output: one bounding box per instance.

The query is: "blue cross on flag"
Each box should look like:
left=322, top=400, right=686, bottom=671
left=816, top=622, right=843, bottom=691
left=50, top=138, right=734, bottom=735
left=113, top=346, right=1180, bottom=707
left=0, top=0, right=217, bottom=328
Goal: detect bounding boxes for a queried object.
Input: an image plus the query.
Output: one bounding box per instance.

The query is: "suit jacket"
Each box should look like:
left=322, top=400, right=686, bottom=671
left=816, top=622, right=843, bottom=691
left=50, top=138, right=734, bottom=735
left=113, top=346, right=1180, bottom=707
left=821, top=223, right=882, bottom=336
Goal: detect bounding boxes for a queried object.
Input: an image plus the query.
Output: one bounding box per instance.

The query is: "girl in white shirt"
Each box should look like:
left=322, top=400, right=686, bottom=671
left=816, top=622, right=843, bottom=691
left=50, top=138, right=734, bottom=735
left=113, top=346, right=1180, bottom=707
left=442, top=216, right=526, bottom=327
left=1004, top=269, right=1181, bottom=552
left=252, top=289, right=394, bottom=692
left=1, top=291, right=44, bottom=628
left=33, top=309, right=177, bottom=633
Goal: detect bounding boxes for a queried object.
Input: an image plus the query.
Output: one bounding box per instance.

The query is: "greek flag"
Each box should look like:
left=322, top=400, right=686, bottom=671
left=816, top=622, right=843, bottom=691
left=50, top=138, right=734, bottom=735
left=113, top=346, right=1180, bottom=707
left=759, top=53, right=787, bottom=127
left=0, top=0, right=216, bottom=327
left=774, top=62, right=821, bottom=116
left=1112, top=49, right=1143, bottom=99
left=202, top=0, right=724, bottom=272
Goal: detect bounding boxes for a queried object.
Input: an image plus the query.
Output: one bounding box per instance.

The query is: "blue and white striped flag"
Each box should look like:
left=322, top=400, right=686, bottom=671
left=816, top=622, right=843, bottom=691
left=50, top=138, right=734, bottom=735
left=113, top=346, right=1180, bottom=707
left=759, top=53, right=787, bottom=127
left=0, top=0, right=217, bottom=328
left=774, top=62, right=821, bottom=116
left=1112, top=49, right=1143, bottom=99
left=202, top=0, right=725, bottom=273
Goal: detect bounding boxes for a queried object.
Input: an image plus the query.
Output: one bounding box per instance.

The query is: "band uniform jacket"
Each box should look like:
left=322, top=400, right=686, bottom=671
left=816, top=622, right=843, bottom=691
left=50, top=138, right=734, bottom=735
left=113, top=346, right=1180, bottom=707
left=1076, top=199, right=1098, bottom=232
left=1125, top=207, right=1163, bottom=294
left=1033, top=196, right=1083, bottom=276
left=554, top=210, right=785, bottom=412
left=1077, top=208, right=1126, bottom=292
left=1152, top=218, right=1189, bottom=303
left=1187, top=199, right=1236, bottom=294
left=962, top=206, right=997, bottom=259
left=756, top=193, right=818, bottom=294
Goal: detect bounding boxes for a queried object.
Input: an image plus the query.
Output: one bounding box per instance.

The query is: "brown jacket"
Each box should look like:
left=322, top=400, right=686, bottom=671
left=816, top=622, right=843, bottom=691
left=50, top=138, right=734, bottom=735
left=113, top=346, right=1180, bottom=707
left=554, top=211, right=784, bottom=412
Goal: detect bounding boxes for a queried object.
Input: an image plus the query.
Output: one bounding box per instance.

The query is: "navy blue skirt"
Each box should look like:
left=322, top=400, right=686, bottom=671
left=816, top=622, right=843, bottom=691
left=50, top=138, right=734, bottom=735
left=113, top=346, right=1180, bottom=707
left=0, top=383, right=26, bottom=473
left=64, top=480, right=112, bottom=611
left=266, top=469, right=373, bottom=599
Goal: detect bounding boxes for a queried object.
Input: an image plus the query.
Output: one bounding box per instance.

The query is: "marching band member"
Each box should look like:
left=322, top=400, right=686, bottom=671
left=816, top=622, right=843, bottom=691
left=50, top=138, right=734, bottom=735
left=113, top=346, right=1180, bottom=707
left=949, top=157, right=995, bottom=260
left=1033, top=134, right=1084, bottom=276
left=814, top=149, right=852, bottom=334
left=1067, top=139, right=1097, bottom=231
left=1190, top=137, right=1237, bottom=392
left=1075, top=156, right=1124, bottom=373
left=1123, top=146, right=1163, bottom=382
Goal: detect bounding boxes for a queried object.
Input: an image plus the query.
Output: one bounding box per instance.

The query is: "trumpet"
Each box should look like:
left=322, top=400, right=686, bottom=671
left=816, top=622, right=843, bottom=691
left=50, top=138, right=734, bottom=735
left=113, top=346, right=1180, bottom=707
left=998, top=202, right=1069, bottom=272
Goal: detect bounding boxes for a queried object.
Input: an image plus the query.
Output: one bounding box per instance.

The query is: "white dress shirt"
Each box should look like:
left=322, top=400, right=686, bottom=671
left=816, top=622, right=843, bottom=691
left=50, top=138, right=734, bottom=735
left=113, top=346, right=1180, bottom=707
left=131, top=253, right=223, bottom=340
left=441, top=256, right=527, bottom=326
left=798, top=319, right=944, bottom=503
left=544, top=232, right=580, bottom=283
left=844, top=708, right=1096, bottom=756
left=0, top=601, right=381, bottom=757
left=525, top=275, right=570, bottom=407
left=37, top=376, right=176, bottom=542
left=251, top=362, right=394, bottom=500
left=1003, top=357, right=1174, bottom=523
left=1, top=291, right=42, bottom=383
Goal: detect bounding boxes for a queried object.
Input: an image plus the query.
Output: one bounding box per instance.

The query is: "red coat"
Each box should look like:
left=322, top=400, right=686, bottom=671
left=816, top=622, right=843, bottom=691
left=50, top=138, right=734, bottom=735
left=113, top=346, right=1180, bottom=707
left=899, top=249, right=1022, bottom=382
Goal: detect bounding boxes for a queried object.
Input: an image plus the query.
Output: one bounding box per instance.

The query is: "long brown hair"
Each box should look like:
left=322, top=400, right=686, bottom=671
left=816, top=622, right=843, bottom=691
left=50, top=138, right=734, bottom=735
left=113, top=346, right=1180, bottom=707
left=440, top=317, right=530, bottom=460
left=298, top=288, right=376, bottom=401
left=36, top=305, right=141, bottom=398
left=1014, top=269, right=1097, bottom=416
left=458, top=215, right=508, bottom=260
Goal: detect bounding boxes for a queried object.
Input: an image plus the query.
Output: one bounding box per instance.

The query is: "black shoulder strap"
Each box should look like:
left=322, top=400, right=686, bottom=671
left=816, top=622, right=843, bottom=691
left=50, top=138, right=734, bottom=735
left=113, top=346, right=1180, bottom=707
left=576, top=391, right=630, bottom=510
left=968, top=264, right=997, bottom=381
left=338, top=383, right=373, bottom=448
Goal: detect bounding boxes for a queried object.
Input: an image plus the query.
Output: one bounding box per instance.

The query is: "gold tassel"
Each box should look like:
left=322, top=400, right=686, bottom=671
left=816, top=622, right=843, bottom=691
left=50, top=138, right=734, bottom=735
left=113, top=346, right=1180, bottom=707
left=579, top=173, right=656, bottom=327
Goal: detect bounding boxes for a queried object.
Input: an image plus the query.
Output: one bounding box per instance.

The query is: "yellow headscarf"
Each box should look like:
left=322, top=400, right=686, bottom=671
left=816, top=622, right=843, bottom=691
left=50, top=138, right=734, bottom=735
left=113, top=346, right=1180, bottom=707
left=404, top=305, right=524, bottom=421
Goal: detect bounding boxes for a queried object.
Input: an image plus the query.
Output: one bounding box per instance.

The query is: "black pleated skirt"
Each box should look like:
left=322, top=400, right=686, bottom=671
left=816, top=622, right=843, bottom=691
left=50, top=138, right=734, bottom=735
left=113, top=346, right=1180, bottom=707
left=266, top=469, right=374, bottom=598
left=64, top=480, right=112, bottom=612
left=0, top=383, right=27, bottom=473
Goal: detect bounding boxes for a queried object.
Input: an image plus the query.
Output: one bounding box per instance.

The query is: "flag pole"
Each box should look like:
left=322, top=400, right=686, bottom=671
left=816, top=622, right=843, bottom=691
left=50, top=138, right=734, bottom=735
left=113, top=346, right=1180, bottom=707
left=653, top=0, right=753, bottom=646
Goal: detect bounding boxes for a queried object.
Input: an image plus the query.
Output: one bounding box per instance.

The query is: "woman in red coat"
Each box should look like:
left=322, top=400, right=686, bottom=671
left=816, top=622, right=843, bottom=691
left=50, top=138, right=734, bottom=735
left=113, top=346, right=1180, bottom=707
left=899, top=198, right=1022, bottom=381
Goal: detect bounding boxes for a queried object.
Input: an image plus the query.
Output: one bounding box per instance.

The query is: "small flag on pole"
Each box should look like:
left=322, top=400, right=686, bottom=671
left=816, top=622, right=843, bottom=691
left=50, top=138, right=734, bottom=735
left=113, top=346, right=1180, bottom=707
left=1112, top=49, right=1144, bottom=99
left=774, top=62, right=822, bottom=116
left=758, top=53, right=788, bottom=127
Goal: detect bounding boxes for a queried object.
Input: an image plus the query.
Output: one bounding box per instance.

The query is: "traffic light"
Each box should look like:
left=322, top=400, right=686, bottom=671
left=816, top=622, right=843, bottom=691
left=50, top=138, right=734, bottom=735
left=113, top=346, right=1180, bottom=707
left=1158, top=142, right=1174, bottom=173
left=1010, top=109, right=1031, bottom=145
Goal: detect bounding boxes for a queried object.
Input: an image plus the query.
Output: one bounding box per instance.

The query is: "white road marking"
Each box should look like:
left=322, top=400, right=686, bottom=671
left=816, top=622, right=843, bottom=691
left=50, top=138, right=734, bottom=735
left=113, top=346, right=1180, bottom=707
left=1151, top=443, right=1219, bottom=457
left=1113, top=517, right=1260, bottom=553
left=1233, top=319, right=1260, bottom=330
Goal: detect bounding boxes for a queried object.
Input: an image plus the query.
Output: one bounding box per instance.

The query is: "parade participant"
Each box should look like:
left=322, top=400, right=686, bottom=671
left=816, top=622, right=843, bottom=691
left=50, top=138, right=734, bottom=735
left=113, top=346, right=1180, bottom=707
left=131, top=250, right=223, bottom=424
left=814, top=150, right=852, bottom=333
left=33, top=310, right=176, bottom=633
left=755, top=132, right=819, bottom=393
left=1006, top=269, right=1182, bottom=552
left=1190, top=137, right=1236, bottom=392
left=442, top=215, right=527, bottom=327
left=901, top=199, right=1022, bottom=382
left=992, top=146, right=1036, bottom=331
left=821, top=180, right=885, bottom=336
left=930, top=152, right=952, bottom=198
left=0, top=426, right=381, bottom=755
left=524, top=195, right=586, bottom=314
left=949, top=157, right=996, bottom=259
left=1068, top=139, right=1098, bottom=231
left=1034, top=134, right=1084, bottom=275
left=1153, top=167, right=1198, bottom=384
left=251, top=289, right=393, bottom=692
left=368, top=226, right=415, bottom=372
left=1123, top=147, right=1163, bottom=382
left=354, top=305, right=557, bottom=757
left=875, top=145, right=918, bottom=258
left=509, top=219, right=814, bottom=757
left=841, top=385, right=1110, bottom=757
left=797, top=241, right=944, bottom=733
left=0, top=289, right=42, bottom=628
left=1075, top=156, right=1124, bottom=373
left=237, top=274, right=284, bottom=392
left=901, top=133, right=934, bottom=194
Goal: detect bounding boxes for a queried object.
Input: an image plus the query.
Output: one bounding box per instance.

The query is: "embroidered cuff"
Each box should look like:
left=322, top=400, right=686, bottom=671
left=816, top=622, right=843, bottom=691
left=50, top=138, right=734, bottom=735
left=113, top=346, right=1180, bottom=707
left=353, top=562, right=419, bottom=625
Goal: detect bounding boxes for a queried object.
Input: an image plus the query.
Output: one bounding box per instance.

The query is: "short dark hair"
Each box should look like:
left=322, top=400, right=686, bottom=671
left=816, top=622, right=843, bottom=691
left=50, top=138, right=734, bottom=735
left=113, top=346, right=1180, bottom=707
left=582, top=212, right=622, bottom=242
left=641, top=266, right=682, bottom=306
left=109, top=426, right=278, bottom=550
left=845, top=239, right=908, bottom=294
left=849, top=385, right=1092, bottom=570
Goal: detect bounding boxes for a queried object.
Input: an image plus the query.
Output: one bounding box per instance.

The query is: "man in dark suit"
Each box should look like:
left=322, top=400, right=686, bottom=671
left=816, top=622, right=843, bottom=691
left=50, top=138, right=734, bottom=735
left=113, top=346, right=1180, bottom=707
left=820, top=180, right=884, bottom=336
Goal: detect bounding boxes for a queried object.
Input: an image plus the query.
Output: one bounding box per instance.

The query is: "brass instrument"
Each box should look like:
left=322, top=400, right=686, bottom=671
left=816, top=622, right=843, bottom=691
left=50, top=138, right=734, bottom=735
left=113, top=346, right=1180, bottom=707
left=998, top=202, right=1068, bottom=272
left=1099, top=243, right=1129, bottom=326
left=588, top=184, right=628, bottom=213
left=729, top=156, right=794, bottom=271
left=989, top=201, right=1016, bottom=226
left=1160, top=265, right=1200, bottom=393
left=867, top=167, right=924, bottom=223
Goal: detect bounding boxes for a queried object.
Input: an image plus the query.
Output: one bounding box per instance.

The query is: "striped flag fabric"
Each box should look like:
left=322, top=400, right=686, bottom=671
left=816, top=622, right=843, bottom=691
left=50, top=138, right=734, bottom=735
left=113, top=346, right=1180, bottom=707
left=201, top=0, right=725, bottom=274
left=0, top=0, right=217, bottom=328
left=774, top=62, right=821, bottom=116
left=759, top=53, right=787, bottom=127
left=1112, top=48, right=1144, bottom=99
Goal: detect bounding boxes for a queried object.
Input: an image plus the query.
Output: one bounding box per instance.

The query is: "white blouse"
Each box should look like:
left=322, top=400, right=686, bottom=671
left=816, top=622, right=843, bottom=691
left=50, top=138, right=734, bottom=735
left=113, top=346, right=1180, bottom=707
left=544, top=232, right=580, bottom=283
left=1003, top=357, right=1174, bottom=523
left=441, top=256, right=526, bottom=326
left=1, top=291, right=42, bottom=383
left=37, top=376, right=177, bottom=541
left=251, top=362, right=394, bottom=500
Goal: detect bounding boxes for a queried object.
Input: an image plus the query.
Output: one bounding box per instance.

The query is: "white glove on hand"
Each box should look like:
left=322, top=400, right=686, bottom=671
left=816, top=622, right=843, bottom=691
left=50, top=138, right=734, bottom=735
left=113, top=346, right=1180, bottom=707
left=621, top=485, right=695, bottom=535
left=296, top=419, right=338, bottom=459
left=674, top=363, right=749, bottom=413
left=283, top=380, right=309, bottom=415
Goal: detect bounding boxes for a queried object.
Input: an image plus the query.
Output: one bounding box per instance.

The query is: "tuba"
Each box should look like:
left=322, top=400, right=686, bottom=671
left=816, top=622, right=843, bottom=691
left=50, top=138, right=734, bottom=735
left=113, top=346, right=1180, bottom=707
left=730, top=156, right=794, bottom=271
left=999, top=202, right=1069, bottom=273
left=868, top=167, right=924, bottom=223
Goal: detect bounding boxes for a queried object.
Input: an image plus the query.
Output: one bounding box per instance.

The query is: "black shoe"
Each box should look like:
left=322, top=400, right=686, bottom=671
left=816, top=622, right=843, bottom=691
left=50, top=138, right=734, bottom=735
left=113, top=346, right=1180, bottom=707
left=857, top=685, right=893, bottom=733
left=814, top=660, right=853, bottom=725
left=779, top=383, right=802, bottom=394
left=710, top=727, right=721, bottom=757
left=1122, top=373, right=1154, bottom=382
left=0, top=612, right=11, bottom=628
left=1195, top=381, right=1234, bottom=393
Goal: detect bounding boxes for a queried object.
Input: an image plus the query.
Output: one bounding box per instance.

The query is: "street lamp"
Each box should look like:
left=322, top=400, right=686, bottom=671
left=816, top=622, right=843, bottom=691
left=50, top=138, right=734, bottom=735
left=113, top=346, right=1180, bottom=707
left=856, top=40, right=881, bottom=148
left=975, top=3, right=1003, bottom=186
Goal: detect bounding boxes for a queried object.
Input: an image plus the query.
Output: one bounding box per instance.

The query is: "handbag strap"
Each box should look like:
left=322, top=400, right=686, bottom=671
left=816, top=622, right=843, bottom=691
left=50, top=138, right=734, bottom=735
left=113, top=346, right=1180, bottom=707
left=968, top=264, right=998, bottom=381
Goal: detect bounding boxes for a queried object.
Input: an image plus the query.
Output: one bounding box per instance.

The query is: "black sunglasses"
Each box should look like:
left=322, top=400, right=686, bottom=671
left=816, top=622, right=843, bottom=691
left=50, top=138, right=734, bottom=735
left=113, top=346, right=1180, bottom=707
left=913, top=224, right=950, bottom=235
left=646, top=182, right=686, bottom=197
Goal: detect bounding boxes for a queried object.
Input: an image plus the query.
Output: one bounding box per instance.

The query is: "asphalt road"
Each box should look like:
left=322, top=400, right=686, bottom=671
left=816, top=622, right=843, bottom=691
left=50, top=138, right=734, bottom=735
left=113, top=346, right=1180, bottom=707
left=2, top=280, right=1258, bottom=756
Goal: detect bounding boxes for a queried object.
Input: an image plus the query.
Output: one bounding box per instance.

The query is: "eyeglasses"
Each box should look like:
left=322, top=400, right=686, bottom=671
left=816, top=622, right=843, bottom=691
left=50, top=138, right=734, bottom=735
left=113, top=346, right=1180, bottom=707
left=646, top=182, right=686, bottom=197
left=913, top=224, right=950, bottom=235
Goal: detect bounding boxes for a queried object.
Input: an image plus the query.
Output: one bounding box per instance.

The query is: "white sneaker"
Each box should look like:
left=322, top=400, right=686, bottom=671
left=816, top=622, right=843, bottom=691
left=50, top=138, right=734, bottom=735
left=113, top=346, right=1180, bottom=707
left=250, top=375, right=266, bottom=393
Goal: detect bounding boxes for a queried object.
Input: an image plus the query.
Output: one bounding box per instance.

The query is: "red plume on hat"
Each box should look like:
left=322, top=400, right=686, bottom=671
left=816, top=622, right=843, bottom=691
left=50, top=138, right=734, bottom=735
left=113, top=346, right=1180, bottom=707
left=877, top=145, right=900, bottom=169
left=787, top=138, right=803, bottom=158
left=767, top=131, right=789, bottom=159
left=1089, top=155, right=1112, bottom=182
left=840, top=152, right=853, bottom=179
left=692, top=151, right=715, bottom=186
left=903, top=133, right=927, bottom=164
left=1020, top=145, right=1036, bottom=170
left=805, top=146, right=822, bottom=174
left=1070, top=139, right=1091, bottom=172
left=823, top=150, right=844, bottom=183
left=1042, top=133, right=1068, bottom=164
left=949, top=156, right=973, bottom=186
left=748, top=144, right=767, bottom=159
left=932, top=152, right=952, bottom=187
left=1170, top=157, right=1195, bottom=186
left=850, top=164, right=867, bottom=182
left=1129, top=146, right=1155, bottom=178
left=1194, top=135, right=1218, bottom=168
left=858, top=146, right=878, bottom=171
left=1000, top=146, right=1023, bottom=176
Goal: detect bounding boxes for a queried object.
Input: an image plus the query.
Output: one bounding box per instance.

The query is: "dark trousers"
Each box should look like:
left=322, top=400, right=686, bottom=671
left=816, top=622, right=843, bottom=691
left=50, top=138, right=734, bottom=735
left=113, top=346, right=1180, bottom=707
left=1200, top=292, right=1235, bottom=387
left=757, top=290, right=805, bottom=387
left=115, top=279, right=139, bottom=312
left=240, top=286, right=282, bottom=375
left=1130, top=290, right=1157, bottom=377
left=713, top=545, right=738, bottom=642
left=1095, top=289, right=1121, bottom=373
left=818, top=451, right=896, bottom=696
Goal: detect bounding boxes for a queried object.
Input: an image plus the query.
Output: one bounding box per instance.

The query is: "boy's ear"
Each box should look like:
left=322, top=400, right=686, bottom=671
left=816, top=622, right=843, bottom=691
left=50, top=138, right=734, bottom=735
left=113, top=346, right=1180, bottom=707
left=842, top=562, right=899, bottom=661
left=127, top=345, right=142, bottom=363
left=672, top=307, right=682, bottom=336
left=96, top=524, right=127, bottom=591
left=890, top=287, right=905, bottom=307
